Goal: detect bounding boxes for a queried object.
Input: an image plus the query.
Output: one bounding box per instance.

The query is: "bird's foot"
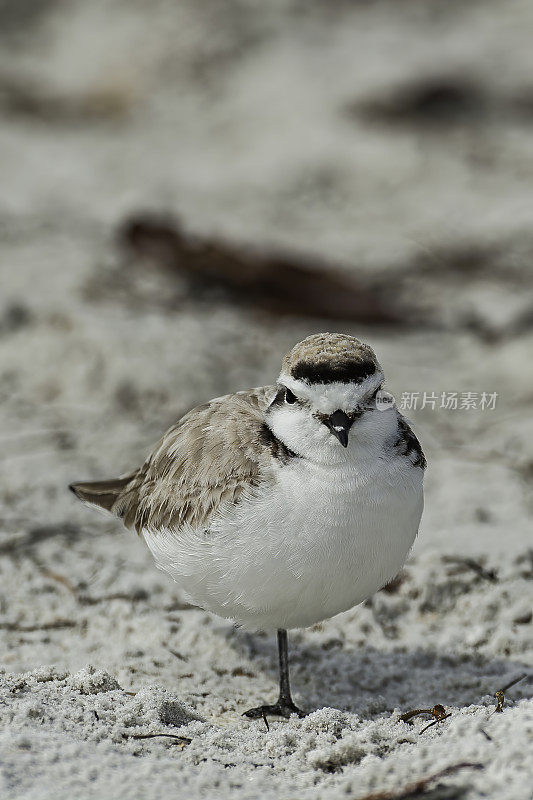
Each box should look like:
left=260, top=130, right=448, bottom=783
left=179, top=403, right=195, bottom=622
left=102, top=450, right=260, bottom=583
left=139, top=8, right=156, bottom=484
left=243, top=697, right=306, bottom=724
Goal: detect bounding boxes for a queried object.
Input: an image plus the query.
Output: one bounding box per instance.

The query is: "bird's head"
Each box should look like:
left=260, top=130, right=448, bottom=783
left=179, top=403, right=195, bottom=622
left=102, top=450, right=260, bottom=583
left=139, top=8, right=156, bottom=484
left=266, top=333, right=394, bottom=463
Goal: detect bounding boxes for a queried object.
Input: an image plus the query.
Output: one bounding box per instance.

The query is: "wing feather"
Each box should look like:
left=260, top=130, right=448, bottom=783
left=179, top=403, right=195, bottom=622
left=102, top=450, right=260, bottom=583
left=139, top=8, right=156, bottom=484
left=112, top=386, right=280, bottom=533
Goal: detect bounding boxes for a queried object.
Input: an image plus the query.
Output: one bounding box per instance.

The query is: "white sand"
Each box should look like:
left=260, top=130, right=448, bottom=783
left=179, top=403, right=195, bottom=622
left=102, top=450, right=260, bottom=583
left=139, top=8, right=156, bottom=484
left=0, top=1, right=532, bottom=798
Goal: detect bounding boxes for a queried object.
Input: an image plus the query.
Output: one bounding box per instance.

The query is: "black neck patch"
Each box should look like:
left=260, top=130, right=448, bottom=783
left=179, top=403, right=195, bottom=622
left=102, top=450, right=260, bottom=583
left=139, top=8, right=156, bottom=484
left=291, top=357, right=376, bottom=385
left=394, top=416, right=427, bottom=469
left=259, top=423, right=298, bottom=463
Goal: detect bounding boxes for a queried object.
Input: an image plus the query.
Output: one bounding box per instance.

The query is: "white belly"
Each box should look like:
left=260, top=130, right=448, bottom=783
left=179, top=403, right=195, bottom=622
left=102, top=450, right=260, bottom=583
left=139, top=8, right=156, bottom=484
left=143, top=454, right=424, bottom=631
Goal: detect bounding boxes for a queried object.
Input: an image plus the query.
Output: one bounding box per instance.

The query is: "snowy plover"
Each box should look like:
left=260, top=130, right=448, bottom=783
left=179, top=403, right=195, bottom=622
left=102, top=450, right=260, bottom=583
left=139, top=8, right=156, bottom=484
left=70, top=333, right=425, bottom=719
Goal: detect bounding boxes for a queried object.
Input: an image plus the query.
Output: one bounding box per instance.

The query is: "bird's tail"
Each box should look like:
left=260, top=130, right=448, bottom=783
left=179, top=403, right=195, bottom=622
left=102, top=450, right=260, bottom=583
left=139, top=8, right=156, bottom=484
left=69, top=474, right=135, bottom=515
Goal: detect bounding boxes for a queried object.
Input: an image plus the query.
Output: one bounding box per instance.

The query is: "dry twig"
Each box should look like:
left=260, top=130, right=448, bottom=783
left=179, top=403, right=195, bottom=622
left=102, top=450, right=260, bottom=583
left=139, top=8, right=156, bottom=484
left=78, top=592, right=147, bottom=606
left=441, top=556, right=498, bottom=583
left=0, top=619, right=77, bottom=632
left=399, top=704, right=449, bottom=731
left=354, top=762, right=483, bottom=800
left=123, top=732, right=191, bottom=748
left=168, top=648, right=189, bottom=662
left=38, top=566, right=78, bottom=596
left=493, top=674, right=528, bottom=713
left=28, top=560, right=149, bottom=607
left=0, top=523, right=81, bottom=555
left=419, top=713, right=452, bottom=734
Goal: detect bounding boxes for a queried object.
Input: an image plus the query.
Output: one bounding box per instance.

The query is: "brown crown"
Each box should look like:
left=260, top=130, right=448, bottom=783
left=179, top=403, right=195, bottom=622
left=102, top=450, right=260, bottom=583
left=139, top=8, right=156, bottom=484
left=282, top=333, right=380, bottom=384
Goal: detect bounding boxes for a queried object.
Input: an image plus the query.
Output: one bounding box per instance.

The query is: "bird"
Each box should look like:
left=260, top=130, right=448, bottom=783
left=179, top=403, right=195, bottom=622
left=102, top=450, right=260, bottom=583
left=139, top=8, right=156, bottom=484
left=70, top=332, right=426, bottom=720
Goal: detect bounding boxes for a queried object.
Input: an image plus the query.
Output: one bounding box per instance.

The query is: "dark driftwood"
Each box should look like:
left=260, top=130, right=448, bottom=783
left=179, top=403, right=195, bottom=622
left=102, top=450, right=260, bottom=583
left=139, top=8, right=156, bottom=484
left=118, top=214, right=403, bottom=324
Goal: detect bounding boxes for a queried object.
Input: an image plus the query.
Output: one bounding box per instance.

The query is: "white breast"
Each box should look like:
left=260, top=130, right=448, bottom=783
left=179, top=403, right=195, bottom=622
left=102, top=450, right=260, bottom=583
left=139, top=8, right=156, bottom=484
left=142, top=442, right=424, bottom=631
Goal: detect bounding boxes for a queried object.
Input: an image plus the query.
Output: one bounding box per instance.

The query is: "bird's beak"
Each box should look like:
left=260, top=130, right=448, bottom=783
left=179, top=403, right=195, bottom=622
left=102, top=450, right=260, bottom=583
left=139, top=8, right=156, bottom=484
left=323, top=410, right=353, bottom=448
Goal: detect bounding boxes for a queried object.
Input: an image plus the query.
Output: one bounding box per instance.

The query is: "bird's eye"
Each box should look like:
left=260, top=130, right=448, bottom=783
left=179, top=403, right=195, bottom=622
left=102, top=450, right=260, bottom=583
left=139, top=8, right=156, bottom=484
left=285, top=388, right=297, bottom=404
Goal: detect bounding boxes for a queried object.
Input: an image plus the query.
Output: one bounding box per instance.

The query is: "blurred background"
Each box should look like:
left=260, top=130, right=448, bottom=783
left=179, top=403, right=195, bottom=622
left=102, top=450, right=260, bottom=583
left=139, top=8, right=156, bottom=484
left=0, top=0, right=531, bottom=775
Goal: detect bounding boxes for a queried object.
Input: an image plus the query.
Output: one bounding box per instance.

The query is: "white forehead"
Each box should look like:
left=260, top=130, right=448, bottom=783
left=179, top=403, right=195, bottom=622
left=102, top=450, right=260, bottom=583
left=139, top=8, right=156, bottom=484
left=279, top=370, right=384, bottom=414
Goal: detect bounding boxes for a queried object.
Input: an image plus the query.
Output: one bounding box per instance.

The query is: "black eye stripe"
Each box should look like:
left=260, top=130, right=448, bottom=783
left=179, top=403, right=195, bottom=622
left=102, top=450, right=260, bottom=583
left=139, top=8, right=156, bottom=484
left=270, top=386, right=300, bottom=408
left=271, top=384, right=382, bottom=412
left=285, top=388, right=297, bottom=404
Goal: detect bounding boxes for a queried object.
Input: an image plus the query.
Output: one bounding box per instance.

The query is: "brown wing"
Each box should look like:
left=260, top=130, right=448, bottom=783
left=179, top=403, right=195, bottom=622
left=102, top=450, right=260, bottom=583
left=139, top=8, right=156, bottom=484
left=71, top=386, right=284, bottom=533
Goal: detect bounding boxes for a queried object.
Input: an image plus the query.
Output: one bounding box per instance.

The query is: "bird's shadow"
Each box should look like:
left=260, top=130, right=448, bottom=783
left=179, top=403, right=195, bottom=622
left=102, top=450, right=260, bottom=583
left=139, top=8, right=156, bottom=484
left=224, top=626, right=531, bottom=717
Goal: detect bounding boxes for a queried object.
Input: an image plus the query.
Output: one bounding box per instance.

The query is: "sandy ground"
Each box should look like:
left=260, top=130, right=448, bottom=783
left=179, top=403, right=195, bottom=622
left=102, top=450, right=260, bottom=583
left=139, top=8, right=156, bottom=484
left=1, top=2, right=532, bottom=798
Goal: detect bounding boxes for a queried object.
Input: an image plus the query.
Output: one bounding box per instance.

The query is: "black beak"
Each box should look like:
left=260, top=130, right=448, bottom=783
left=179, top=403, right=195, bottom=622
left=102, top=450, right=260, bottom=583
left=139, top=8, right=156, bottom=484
left=323, top=409, right=353, bottom=448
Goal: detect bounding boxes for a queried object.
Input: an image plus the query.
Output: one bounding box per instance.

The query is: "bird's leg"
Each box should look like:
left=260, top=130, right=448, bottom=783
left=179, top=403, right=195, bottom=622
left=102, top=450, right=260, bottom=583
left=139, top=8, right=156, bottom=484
left=243, top=629, right=306, bottom=720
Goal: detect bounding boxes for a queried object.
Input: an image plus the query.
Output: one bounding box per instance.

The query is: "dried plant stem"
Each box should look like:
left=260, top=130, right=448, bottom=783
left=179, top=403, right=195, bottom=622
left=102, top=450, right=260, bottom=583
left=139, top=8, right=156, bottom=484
left=123, top=732, right=191, bottom=748
left=355, top=762, right=483, bottom=800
